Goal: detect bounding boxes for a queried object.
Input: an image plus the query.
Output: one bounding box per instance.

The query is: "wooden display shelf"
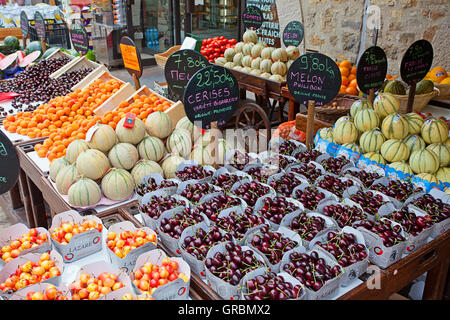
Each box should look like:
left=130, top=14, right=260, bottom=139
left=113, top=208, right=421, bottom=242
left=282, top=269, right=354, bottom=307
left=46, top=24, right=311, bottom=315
left=0, top=27, right=23, bottom=40
left=50, top=56, right=102, bottom=79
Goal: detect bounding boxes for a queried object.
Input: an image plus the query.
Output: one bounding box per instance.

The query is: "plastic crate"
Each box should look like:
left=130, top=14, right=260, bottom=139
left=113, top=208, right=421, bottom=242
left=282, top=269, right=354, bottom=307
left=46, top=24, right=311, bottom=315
left=28, top=19, right=71, bottom=49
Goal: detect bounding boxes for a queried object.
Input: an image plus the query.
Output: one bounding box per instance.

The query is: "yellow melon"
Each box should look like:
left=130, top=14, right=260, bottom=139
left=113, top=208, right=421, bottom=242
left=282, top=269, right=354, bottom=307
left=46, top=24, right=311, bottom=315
left=428, top=66, right=447, bottom=83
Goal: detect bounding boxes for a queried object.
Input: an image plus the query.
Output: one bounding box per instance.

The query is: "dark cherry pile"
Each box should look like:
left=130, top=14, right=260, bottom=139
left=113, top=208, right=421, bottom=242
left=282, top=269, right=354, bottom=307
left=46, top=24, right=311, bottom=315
left=250, top=225, right=298, bottom=265
left=289, top=162, right=322, bottom=184
left=317, top=231, right=368, bottom=267
left=371, top=180, right=419, bottom=202
left=139, top=195, right=185, bottom=219
left=246, top=166, right=280, bottom=184
left=205, top=242, right=264, bottom=286
left=355, top=220, right=406, bottom=247
left=216, top=207, right=265, bottom=242
left=256, top=196, right=300, bottom=225
left=211, top=173, right=240, bottom=192
left=294, top=186, right=326, bottom=211
left=316, top=174, right=354, bottom=198
left=282, top=251, right=341, bottom=292
left=294, top=149, right=323, bottom=163
left=411, top=194, right=450, bottom=223
left=321, top=203, right=367, bottom=228
left=179, top=183, right=216, bottom=204
left=349, top=190, right=386, bottom=216
left=346, top=170, right=382, bottom=188
left=175, top=165, right=213, bottom=181
left=386, top=207, right=433, bottom=236
left=196, top=193, right=241, bottom=222
left=320, top=156, right=350, bottom=175
left=182, top=226, right=233, bottom=261
left=264, top=154, right=296, bottom=169
left=232, top=181, right=270, bottom=206
left=288, top=213, right=327, bottom=241
left=159, top=208, right=204, bottom=239
left=135, top=177, right=178, bottom=196
left=243, top=272, right=303, bottom=300
left=269, top=172, right=304, bottom=197
left=276, top=140, right=298, bottom=156
left=228, top=150, right=256, bottom=170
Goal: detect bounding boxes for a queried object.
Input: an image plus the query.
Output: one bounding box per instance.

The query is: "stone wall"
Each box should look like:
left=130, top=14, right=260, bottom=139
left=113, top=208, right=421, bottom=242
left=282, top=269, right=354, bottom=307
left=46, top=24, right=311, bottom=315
left=297, top=0, right=449, bottom=75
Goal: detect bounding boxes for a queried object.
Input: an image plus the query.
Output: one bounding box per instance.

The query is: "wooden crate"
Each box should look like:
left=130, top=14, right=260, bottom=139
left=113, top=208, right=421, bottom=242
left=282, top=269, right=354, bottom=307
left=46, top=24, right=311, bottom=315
left=295, top=112, right=332, bottom=136
left=50, top=56, right=101, bottom=79
left=71, top=68, right=125, bottom=91
left=44, top=49, right=76, bottom=61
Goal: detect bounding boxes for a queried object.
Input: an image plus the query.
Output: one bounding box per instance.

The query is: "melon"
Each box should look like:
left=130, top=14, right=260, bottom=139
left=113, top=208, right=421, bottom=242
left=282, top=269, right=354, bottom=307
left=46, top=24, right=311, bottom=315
left=364, top=152, right=386, bottom=165
left=251, top=57, right=261, bottom=70
left=215, top=57, right=228, bottom=66
left=242, top=43, right=255, bottom=56
left=233, top=53, right=244, bottom=66
left=341, top=143, right=360, bottom=153
left=224, top=48, right=235, bottom=62
left=380, top=139, right=410, bottom=163
left=445, top=138, right=450, bottom=147
left=234, top=66, right=244, bottom=72
left=190, top=146, right=213, bottom=166
left=335, top=116, right=352, bottom=126
left=271, top=61, right=287, bottom=76
left=404, top=113, right=424, bottom=135
left=243, top=29, right=258, bottom=44
left=354, top=108, right=380, bottom=132
left=68, top=177, right=101, bottom=207
left=108, top=143, right=139, bottom=170
left=333, top=121, right=359, bottom=144
left=286, top=60, right=295, bottom=70
left=66, top=139, right=90, bottom=164
left=250, top=69, right=262, bottom=76
left=251, top=44, right=264, bottom=58
left=138, top=136, right=166, bottom=162
left=409, top=149, right=440, bottom=174
left=403, top=134, right=426, bottom=154
left=426, top=143, right=450, bottom=167
left=286, top=46, right=300, bottom=60
left=261, top=47, right=275, bottom=60
left=350, top=99, right=372, bottom=119
left=269, top=74, right=284, bottom=82
left=256, top=40, right=267, bottom=47
left=41, top=47, right=61, bottom=59
left=271, top=48, right=288, bottom=62
left=116, top=117, right=146, bottom=145
left=242, top=55, right=253, bottom=68
left=101, top=168, right=135, bottom=201
left=421, top=118, right=449, bottom=144
left=55, top=165, right=81, bottom=195
left=161, top=155, right=185, bottom=179
left=243, top=67, right=252, bottom=74
left=259, top=59, right=273, bottom=73
left=381, top=113, right=409, bottom=140
left=131, top=160, right=164, bottom=184
left=318, top=128, right=334, bottom=142
left=359, top=128, right=385, bottom=153
left=194, top=129, right=213, bottom=147
left=234, top=42, right=245, bottom=53
left=49, top=157, right=70, bottom=182
left=260, top=72, right=271, bottom=79
left=87, top=123, right=117, bottom=153
left=388, top=161, right=414, bottom=175
left=384, top=80, right=406, bottom=95
left=416, top=173, right=439, bottom=184
left=436, top=167, right=450, bottom=183
left=166, top=129, right=192, bottom=158
left=208, top=138, right=229, bottom=165
left=76, top=149, right=111, bottom=180
left=224, top=62, right=235, bottom=69
left=145, top=111, right=173, bottom=139
left=373, top=93, right=400, bottom=119
left=175, top=116, right=194, bottom=139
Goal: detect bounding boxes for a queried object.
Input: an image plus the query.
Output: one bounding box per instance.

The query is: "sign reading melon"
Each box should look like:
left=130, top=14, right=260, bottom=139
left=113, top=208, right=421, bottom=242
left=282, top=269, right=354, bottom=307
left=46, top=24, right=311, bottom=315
left=120, top=36, right=143, bottom=79
left=400, top=39, right=433, bottom=85
left=287, top=53, right=341, bottom=106
left=0, top=131, right=19, bottom=195
left=20, top=11, right=28, bottom=39
left=183, top=65, right=239, bottom=130
left=282, top=20, right=304, bottom=47
left=34, top=11, right=46, bottom=41
left=71, top=20, right=90, bottom=56
left=243, top=5, right=263, bottom=30
left=356, top=46, right=388, bottom=95
left=165, top=49, right=209, bottom=102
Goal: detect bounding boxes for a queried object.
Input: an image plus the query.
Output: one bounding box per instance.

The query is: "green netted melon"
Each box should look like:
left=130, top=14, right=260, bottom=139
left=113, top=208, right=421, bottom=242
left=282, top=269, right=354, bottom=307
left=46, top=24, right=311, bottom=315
left=384, top=80, right=406, bottom=95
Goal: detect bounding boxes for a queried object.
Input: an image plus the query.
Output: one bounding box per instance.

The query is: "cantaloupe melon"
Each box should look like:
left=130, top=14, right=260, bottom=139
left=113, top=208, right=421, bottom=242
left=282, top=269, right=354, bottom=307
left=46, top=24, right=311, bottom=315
left=261, top=47, right=275, bottom=60
left=354, top=108, right=380, bottom=132
left=373, top=93, right=400, bottom=119
left=49, top=157, right=70, bottom=182
left=161, top=155, right=185, bottom=179
left=271, top=48, right=288, bottom=62
left=176, top=116, right=194, bottom=139
left=66, top=140, right=90, bottom=164
left=380, top=139, right=410, bottom=163
left=87, top=123, right=117, bottom=153
left=116, top=117, right=146, bottom=145
left=388, top=161, right=414, bottom=175
left=166, top=129, right=192, bottom=158
left=421, top=118, right=449, bottom=144
left=101, top=168, right=135, bottom=201
left=145, top=111, right=173, bottom=139
left=131, top=160, right=164, bottom=184
left=364, top=152, right=386, bottom=165
left=436, top=167, right=450, bottom=183
left=381, top=113, right=409, bottom=140
left=243, top=30, right=258, bottom=44
left=426, top=143, right=450, bottom=167
left=416, top=173, right=439, bottom=184
left=286, top=46, right=300, bottom=60
left=404, top=113, right=424, bottom=135
left=68, top=177, right=101, bottom=207
left=350, top=99, right=372, bottom=119
left=108, top=143, right=139, bottom=170
left=403, top=134, right=426, bottom=154
left=242, top=43, right=254, bottom=56
left=333, top=120, right=359, bottom=144
left=55, top=164, right=81, bottom=195
left=76, top=149, right=111, bottom=180
left=271, top=61, right=287, bottom=76
left=359, top=128, right=385, bottom=153
left=190, top=146, right=213, bottom=166
left=138, top=136, right=166, bottom=162
left=409, top=149, right=440, bottom=174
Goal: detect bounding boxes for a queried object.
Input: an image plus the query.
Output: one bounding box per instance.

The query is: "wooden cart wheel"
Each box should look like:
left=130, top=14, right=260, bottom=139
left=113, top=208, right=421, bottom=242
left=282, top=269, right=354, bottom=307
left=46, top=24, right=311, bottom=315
left=234, top=102, right=271, bottom=152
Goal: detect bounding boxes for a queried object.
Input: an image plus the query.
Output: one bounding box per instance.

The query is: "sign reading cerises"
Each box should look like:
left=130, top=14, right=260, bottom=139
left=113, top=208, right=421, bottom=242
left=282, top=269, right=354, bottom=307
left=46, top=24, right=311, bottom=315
left=282, top=20, right=304, bottom=47
left=287, top=52, right=341, bottom=106
left=0, top=131, right=20, bottom=195
left=120, top=36, right=143, bottom=79
left=356, top=46, right=388, bottom=95
left=34, top=11, right=46, bottom=41
left=165, top=49, right=209, bottom=102
left=183, top=65, right=239, bottom=130
left=70, top=20, right=90, bottom=56
left=243, top=5, right=263, bottom=30
left=20, top=11, right=28, bottom=39
left=400, top=39, right=433, bottom=85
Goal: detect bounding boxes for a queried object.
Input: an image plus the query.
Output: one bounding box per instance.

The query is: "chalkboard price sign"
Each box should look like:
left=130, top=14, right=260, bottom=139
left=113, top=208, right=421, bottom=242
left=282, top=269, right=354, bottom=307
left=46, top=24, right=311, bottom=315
left=34, top=11, right=46, bottom=41
left=282, top=20, right=304, bottom=47
left=287, top=53, right=341, bottom=106
left=400, top=39, right=433, bottom=85
left=165, top=49, right=209, bottom=102
left=20, top=11, right=29, bottom=39
left=0, top=131, right=20, bottom=195
left=243, top=5, right=263, bottom=30
left=356, top=46, right=388, bottom=95
left=183, top=65, right=239, bottom=130
left=71, top=20, right=90, bottom=56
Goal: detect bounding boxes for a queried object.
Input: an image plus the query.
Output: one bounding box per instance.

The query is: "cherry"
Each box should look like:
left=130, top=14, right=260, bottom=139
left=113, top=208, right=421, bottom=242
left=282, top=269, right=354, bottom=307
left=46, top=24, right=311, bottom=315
left=211, top=173, right=240, bottom=192
left=321, top=203, right=367, bottom=228
left=231, top=181, right=270, bottom=206
left=349, top=191, right=386, bottom=216
left=182, top=226, right=233, bottom=261
left=269, top=173, right=304, bottom=197
left=196, top=193, right=241, bottom=222
left=256, top=196, right=300, bottom=225
left=372, top=180, right=419, bottom=202
left=294, top=149, right=323, bottom=163
left=246, top=166, right=281, bottom=184
left=317, top=231, right=368, bottom=267
left=243, top=272, right=303, bottom=300
left=320, top=156, right=350, bottom=175
left=386, top=207, right=433, bottom=236
left=175, top=165, right=213, bottom=181
left=355, top=220, right=406, bottom=247
left=316, top=174, right=354, bottom=198
left=228, top=150, right=257, bottom=170
left=289, top=162, right=323, bottom=184
left=288, top=213, right=327, bottom=241
left=216, top=207, right=265, bottom=242
left=159, top=208, right=205, bottom=239
left=139, top=195, right=185, bottom=219
left=411, top=194, right=450, bottom=223
left=346, top=170, right=382, bottom=188
left=179, top=183, right=217, bottom=205
left=274, top=140, right=299, bottom=156
left=294, top=186, right=326, bottom=211
left=135, top=177, right=178, bottom=196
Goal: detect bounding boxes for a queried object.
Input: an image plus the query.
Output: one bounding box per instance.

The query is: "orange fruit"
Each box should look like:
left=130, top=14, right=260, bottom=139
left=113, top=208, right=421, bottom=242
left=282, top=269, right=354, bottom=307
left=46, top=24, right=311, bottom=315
left=440, top=77, right=450, bottom=84
left=341, top=76, right=349, bottom=86
left=340, top=60, right=352, bottom=69
left=348, top=74, right=356, bottom=81
left=339, top=67, right=350, bottom=77
left=345, top=86, right=358, bottom=96
left=427, top=67, right=447, bottom=83
left=349, top=79, right=358, bottom=88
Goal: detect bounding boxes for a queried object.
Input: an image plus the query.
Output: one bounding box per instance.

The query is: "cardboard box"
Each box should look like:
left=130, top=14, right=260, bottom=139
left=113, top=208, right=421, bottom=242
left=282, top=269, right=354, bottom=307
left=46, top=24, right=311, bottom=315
left=175, top=160, right=216, bottom=184
left=8, top=282, right=71, bottom=300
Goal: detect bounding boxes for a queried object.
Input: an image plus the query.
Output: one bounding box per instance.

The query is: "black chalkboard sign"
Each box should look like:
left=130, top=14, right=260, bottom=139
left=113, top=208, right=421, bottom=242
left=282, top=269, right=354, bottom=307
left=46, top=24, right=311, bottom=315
left=165, top=49, right=209, bottom=102
left=183, top=65, right=239, bottom=130
left=70, top=20, right=89, bottom=56
left=34, top=11, right=46, bottom=41
left=0, top=132, right=20, bottom=195
left=356, top=46, right=388, bottom=95
left=243, top=5, right=263, bottom=30
left=283, top=21, right=304, bottom=47
left=287, top=53, right=341, bottom=106
left=400, top=39, right=433, bottom=85
left=20, top=11, right=28, bottom=39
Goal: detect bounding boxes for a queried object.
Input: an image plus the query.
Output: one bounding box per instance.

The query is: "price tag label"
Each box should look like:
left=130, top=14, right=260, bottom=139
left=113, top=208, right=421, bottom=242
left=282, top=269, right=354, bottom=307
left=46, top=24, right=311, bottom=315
left=282, top=20, right=304, bottom=47
left=120, top=36, right=143, bottom=79
left=70, top=20, right=90, bottom=56
left=400, top=39, right=433, bottom=85
left=243, top=5, right=263, bottom=30
left=356, top=46, right=388, bottom=95
left=20, top=11, right=28, bottom=39
left=123, top=113, right=136, bottom=129
left=245, top=0, right=280, bottom=47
